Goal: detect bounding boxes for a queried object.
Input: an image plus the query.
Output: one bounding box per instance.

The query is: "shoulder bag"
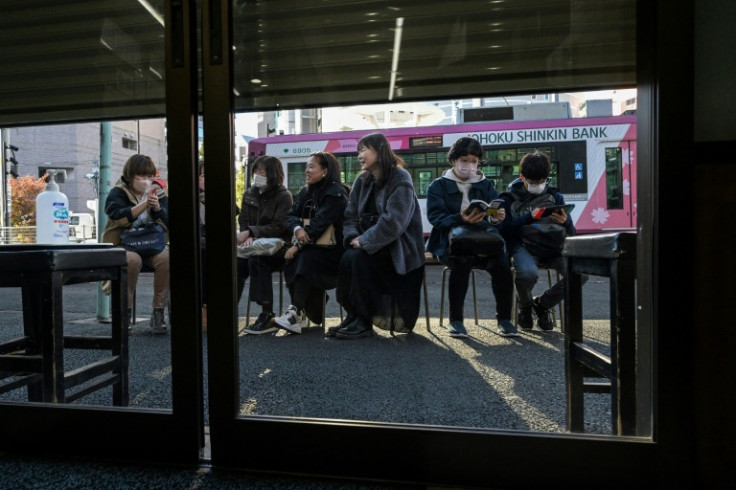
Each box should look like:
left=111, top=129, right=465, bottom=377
left=119, top=222, right=167, bottom=258
left=448, top=225, right=505, bottom=257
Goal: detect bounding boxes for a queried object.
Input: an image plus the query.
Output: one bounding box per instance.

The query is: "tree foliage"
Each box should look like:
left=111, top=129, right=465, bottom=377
left=10, top=174, right=48, bottom=226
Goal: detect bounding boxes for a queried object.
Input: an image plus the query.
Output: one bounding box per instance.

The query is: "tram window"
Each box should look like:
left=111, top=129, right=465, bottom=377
left=493, top=149, right=518, bottom=162
left=414, top=170, right=434, bottom=198
left=496, top=164, right=516, bottom=190
left=427, top=152, right=443, bottom=164
left=338, top=155, right=362, bottom=186
left=605, top=147, right=624, bottom=209
left=409, top=153, right=426, bottom=164
left=287, top=162, right=307, bottom=195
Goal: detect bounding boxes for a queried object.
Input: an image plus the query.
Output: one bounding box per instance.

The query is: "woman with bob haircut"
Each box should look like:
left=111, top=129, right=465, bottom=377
left=236, top=155, right=293, bottom=334
left=103, top=154, right=170, bottom=334
left=332, top=132, right=425, bottom=339
left=273, top=152, right=350, bottom=333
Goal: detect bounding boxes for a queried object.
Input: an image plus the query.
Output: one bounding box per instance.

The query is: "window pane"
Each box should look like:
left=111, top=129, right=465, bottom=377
left=0, top=1, right=167, bottom=126
left=233, top=0, right=635, bottom=111
left=606, top=147, right=624, bottom=209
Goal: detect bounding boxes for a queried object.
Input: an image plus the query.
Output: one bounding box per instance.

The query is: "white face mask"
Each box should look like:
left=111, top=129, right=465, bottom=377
left=526, top=182, right=547, bottom=195
left=252, top=174, right=268, bottom=188
left=132, top=178, right=151, bottom=195
left=453, top=162, right=478, bottom=180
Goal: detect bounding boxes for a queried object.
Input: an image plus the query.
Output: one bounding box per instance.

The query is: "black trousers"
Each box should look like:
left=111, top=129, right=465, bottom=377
left=283, top=246, right=342, bottom=323
left=236, top=254, right=285, bottom=310
left=440, top=254, right=513, bottom=323
left=337, top=248, right=423, bottom=333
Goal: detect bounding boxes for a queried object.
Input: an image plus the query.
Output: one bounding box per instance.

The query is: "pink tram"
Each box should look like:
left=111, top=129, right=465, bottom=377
left=247, top=115, right=637, bottom=234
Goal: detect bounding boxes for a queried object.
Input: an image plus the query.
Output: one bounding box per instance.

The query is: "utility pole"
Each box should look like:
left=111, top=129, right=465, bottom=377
left=97, top=122, right=113, bottom=321
left=1, top=130, right=20, bottom=230
left=0, top=129, right=7, bottom=228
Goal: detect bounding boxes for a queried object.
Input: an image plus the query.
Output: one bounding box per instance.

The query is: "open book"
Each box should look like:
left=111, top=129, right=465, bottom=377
left=465, top=198, right=504, bottom=217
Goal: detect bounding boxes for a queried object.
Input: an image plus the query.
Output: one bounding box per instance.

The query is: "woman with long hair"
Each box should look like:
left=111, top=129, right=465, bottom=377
left=332, top=133, right=425, bottom=339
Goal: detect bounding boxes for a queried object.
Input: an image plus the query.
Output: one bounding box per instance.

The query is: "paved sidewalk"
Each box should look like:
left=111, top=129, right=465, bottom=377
left=0, top=266, right=613, bottom=434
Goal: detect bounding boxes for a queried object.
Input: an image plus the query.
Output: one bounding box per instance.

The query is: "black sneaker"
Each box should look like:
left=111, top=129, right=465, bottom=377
left=517, top=304, right=534, bottom=330
left=335, top=316, right=373, bottom=339
left=533, top=298, right=554, bottom=331
left=243, top=311, right=276, bottom=334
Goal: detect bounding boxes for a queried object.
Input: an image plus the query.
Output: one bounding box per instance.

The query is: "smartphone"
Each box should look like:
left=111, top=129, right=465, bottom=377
left=536, top=203, right=575, bottom=218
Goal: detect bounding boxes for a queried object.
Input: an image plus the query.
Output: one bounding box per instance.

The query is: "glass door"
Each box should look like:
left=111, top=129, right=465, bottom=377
left=204, top=1, right=657, bottom=487
left=0, top=0, right=203, bottom=463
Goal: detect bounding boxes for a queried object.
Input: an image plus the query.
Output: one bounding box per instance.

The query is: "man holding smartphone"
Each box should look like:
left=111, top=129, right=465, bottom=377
left=499, top=151, right=578, bottom=331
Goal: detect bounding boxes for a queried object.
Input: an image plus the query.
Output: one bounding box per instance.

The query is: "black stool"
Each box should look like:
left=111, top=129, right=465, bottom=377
left=563, top=232, right=638, bottom=435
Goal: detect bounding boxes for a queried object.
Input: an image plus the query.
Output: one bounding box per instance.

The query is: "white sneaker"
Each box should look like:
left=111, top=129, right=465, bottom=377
left=274, top=305, right=305, bottom=333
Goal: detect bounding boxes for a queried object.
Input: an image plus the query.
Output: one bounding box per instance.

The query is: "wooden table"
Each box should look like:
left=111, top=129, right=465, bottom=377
left=0, top=244, right=128, bottom=405
left=563, top=232, right=638, bottom=435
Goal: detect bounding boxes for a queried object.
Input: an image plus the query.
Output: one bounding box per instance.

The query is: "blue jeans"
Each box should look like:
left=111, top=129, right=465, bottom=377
left=511, top=246, right=567, bottom=309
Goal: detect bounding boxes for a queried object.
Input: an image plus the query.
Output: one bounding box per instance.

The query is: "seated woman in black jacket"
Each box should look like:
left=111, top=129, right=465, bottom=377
left=273, top=152, right=349, bottom=334
left=237, top=155, right=293, bottom=334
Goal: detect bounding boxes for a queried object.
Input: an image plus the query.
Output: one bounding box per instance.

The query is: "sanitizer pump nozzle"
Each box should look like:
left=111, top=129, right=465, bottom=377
left=36, top=169, right=70, bottom=244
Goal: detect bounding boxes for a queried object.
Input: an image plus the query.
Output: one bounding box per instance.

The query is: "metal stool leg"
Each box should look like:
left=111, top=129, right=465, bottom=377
left=546, top=268, right=557, bottom=327
left=245, top=284, right=252, bottom=327
left=131, top=289, right=137, bottom=326
left=512, top=268, right=518, bottom=325
left=423, top=268, right=431, bottom=330
left=440, top=267, right=448, bottom=326
left=470, top=269, right=478, bottom=326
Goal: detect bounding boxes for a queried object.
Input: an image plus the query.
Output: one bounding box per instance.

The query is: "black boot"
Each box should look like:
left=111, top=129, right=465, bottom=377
left=335, top=316, right=372, bottom=339
left=325, top=311, right=355, bottom=337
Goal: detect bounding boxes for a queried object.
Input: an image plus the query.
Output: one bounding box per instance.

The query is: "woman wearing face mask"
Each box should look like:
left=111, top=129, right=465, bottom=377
left=499, top=151, right=577, bottom=332
left=236, top=155, right=293, bottom=334
left=426, top=137, right=517, bottom=338
left=103, top=154, right=170, bottom=334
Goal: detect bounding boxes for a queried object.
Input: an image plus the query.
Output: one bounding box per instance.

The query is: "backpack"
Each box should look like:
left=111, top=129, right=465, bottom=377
left=518, top=222, right=567, bottom=258
left=508, top=189, right=567, bottom=259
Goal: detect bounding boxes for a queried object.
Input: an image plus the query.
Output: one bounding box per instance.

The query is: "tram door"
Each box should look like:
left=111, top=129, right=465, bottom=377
left=603, top=140, right=636, bottom=230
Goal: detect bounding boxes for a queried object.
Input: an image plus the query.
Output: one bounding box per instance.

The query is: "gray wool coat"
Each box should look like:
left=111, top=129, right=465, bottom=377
left=343, top=167, right=425, bottom=275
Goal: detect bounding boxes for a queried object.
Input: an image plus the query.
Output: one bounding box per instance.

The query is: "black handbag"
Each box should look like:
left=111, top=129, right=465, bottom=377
left=519, top=222, right=566, bottom=258
left=358, top=213, right=379, bottom=233
left=449, top=225, right=505, bottom=257
left=119, top=222, right=167, bottom=258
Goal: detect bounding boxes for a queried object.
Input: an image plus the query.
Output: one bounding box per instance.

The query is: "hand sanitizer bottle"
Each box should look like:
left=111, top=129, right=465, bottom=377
left=36, top=169, right=70, bottom=244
